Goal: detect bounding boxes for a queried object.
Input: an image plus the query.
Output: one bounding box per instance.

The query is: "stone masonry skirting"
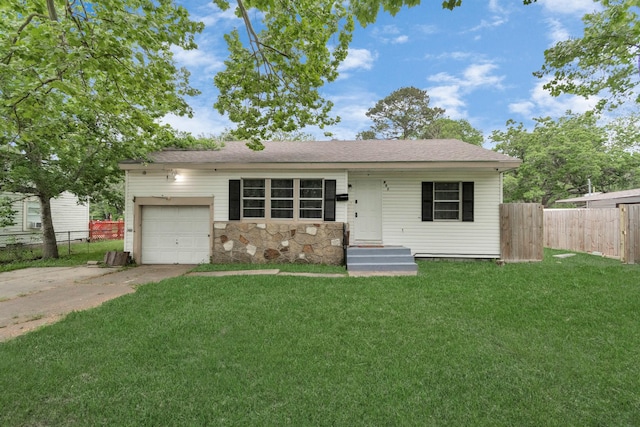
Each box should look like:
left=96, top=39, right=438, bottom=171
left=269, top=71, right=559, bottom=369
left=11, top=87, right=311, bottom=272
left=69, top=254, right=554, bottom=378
left=213, top=222, right=345, bottom=265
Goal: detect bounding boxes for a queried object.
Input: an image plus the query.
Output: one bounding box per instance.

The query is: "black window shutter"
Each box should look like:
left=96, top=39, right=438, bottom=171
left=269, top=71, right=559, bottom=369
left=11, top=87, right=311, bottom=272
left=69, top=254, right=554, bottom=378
left=462, top=182, right=474, bottom=222
left=421, top=182, right=434, bottom=221
left=229, top=180, right=241, bottom=221
left=324, top=180, right=336, bottom=221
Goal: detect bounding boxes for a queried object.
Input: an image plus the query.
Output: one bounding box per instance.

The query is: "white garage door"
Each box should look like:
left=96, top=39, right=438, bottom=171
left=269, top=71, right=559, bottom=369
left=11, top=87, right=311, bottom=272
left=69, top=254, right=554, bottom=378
left=141, top=206, right=210, bottom=264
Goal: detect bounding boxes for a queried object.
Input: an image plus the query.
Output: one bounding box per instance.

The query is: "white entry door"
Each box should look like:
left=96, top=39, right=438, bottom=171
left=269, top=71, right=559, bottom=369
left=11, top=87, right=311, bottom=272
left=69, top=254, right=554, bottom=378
left=141, top=206, right=210, bottom=264
left=353, top=180, right=382, bottom=243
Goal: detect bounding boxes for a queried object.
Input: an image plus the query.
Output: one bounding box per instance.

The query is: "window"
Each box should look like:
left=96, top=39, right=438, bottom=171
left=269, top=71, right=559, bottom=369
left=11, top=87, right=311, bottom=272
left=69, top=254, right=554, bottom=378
left=271, top=179, right=294, bottom=219
left=299, top=179, right=323, bottom=219
left=242, top=179, right=265, bottom=218
left=24, top=200, right=42, bottom=229
left=434, top=182, right=460, bottom=220
left=229, top=179, right=336, bottom=221
left=422, top=181, right=474, bottom=222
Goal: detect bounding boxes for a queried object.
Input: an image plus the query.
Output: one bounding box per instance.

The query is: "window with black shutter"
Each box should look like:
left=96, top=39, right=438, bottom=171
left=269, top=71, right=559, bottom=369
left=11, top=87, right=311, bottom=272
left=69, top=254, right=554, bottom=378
left=422, top=181, right=474, bottom=222
left=228, top=178, right=336, bottom=221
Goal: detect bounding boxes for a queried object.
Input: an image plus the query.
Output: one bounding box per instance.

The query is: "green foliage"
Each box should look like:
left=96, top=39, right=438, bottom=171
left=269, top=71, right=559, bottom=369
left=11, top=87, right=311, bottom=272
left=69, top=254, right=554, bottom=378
left=0, top=196, right=16, bottom=228
left=422, top=117, right=484, bottom=145
left=214, top=1, right=539, bottom=148
left=535, top=0, right=640, bottom=110
left=356, top=86, right=445, bottom=140
left=0, top=0, right=203, bottom=257
left=213, top=0, right=354, bottom=150
left=266, top=129, right=317, bottom=141
left=492, top=112, right=640, bottom=206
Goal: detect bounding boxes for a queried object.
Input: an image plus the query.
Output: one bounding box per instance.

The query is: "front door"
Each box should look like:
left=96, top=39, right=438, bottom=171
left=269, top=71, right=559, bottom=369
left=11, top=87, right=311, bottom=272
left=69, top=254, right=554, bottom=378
left=353, top=180, right=382, bottom=243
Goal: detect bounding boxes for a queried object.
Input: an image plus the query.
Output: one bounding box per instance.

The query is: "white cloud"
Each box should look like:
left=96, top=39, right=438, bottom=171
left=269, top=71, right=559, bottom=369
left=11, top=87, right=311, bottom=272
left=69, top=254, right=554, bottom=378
left=171, top=46, right=223, bottom=72
left=372, top=25, right=409, bottom=44
left=536, top=0, right=599, bottom=15
left=310, top=90, right=381, bottom=140
left=339, top=48, right=377, bottom=73
left=508, top=78, right=600, bottom=118
left=392, top=35, right=409, bottom=44
left=427, top=62, right=506, bottom=118
left=545, top=18, right=571, bottom=45
left=416, top=24, right=438, bottom=35
left=161, top=96, right=233, bottom=137
left=468, top=16, right=507, bottom=32
left=463, top=63, right=505, bottom=89
left=425, top=51, right=483, bottom=62
left=428, top=85, right=466, bottom=118
left=197, top=3, right=243, bottom=27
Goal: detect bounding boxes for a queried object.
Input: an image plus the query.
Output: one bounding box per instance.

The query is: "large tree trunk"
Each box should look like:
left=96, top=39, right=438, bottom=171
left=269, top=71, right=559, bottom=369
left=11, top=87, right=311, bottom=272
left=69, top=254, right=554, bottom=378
left=39, top=195, right=59, bottom=259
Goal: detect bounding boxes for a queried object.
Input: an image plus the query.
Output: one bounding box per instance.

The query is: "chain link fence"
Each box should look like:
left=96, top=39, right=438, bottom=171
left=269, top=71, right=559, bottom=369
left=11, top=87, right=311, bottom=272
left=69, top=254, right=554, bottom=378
left=0, top=230, right=99, bottom=263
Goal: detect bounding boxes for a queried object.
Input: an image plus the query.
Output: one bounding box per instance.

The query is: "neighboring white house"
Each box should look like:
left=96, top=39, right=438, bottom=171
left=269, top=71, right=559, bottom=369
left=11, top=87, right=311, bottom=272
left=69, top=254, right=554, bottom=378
left=119, top=140, right=521, bottom=265
left=0, top=192, right=90, bottom=245
left=556, top=188, right=640, bottom=208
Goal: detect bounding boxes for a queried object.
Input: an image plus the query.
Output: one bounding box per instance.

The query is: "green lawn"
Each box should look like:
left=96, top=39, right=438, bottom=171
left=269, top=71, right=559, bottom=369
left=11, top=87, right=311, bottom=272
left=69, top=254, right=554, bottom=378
left=1, top=250, right=639, bottom=425
left=0, top=239, right=124, bottom=272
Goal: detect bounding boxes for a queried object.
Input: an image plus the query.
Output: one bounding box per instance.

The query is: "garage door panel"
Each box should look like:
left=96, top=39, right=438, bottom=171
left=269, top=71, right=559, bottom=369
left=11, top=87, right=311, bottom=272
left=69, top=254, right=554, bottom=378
left=141, top=206, right=210, bottom=264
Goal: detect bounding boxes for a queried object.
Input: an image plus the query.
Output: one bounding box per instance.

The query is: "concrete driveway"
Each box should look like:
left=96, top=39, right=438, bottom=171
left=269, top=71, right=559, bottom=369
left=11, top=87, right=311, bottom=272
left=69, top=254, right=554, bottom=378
left=0, top=264, right=193, bottom=342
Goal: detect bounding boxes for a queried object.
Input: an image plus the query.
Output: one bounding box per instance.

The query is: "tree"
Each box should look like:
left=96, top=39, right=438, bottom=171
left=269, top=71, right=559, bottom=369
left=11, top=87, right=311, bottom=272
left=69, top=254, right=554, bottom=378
left=0, top=0, right=203, bottom=258
left=213, top=1, right=538, bottom=148
left=0, top=196, right=16, bottom=229
left=421, top=118, right=484, bottom=146
left=355, top=87, right=445, bottom=140
left=492, top=112, right=640, bottom=206
left=535, top=0, right=640, bottom=111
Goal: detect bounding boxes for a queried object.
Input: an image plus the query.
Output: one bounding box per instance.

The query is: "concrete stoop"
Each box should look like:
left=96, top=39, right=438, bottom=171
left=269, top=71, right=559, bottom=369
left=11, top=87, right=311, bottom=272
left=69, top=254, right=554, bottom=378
left=346, top=246, right=418, bottom=276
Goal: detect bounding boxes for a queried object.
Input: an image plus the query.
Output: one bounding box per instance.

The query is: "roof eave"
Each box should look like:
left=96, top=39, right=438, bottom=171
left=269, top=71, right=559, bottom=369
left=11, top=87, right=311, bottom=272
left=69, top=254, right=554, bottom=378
left=119, top=160, right=521, bottom=172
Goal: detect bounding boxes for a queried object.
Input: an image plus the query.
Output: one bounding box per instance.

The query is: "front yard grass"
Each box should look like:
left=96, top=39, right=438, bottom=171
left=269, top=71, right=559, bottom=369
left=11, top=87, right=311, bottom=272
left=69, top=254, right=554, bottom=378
left=1, top=249, right=639, bottom=425
left=0, top=239, right=124, bottom=272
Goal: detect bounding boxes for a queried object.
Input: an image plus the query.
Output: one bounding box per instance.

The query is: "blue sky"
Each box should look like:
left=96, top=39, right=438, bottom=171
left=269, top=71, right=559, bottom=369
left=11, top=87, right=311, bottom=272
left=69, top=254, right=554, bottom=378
left=164, top=0, right=602, bottom=146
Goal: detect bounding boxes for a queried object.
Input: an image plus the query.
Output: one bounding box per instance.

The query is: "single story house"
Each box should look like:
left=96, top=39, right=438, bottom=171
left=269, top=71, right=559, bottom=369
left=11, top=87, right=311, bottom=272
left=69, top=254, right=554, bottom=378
left=0, top=192, right=90, bottom=246
left=119, top=139, right=521, bottom=265
left=556, top=188, right=640, bottom=208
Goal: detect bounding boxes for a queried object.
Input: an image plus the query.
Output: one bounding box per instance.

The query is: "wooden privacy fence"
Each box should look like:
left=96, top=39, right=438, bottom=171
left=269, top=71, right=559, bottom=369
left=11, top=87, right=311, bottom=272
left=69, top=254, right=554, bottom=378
left=544, top=208, right=620, bottom=258
left=621, top=205, right=640, bottom=264
left=89, top=220, right=124, bottom=241
left=500, top=203, right=544, bottom=262
left=544, top=206, right=640, bottom=264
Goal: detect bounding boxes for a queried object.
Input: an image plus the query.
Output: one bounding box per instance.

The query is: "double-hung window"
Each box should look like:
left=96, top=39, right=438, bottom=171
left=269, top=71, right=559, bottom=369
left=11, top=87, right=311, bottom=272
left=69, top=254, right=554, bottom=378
left=242, top=179, right=266, bottom=218
left=434, top=182, right=461, bottom=220
left=24, top=200, right=42, bottom=230
left=299, top=179, right=323, bottom=219
left=270, top=179, right=294, bottom=219
left=231, top=178, right=334, bottom=221
left=422, top=181, right=474, bottom=222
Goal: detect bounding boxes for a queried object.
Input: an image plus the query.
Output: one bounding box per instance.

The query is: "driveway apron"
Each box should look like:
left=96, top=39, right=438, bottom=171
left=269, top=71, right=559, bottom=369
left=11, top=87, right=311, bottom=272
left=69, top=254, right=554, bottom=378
left=0, top=265, right=193, bottom=342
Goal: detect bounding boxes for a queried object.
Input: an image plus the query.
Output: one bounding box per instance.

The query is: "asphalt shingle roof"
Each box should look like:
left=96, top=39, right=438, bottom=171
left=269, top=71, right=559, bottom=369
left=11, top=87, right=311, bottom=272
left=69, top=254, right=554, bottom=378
left=122, top=140, right=519, bottom=167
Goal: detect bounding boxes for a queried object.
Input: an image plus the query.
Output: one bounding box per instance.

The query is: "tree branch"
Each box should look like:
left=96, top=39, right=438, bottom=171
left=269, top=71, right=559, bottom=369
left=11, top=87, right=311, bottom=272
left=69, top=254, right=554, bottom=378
left=2, top=13, right=49, bottom=65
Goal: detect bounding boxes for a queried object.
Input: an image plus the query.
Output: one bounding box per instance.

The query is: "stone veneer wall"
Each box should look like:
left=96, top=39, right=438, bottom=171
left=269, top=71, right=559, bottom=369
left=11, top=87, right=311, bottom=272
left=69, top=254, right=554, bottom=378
left=213, top=222, right=345, bottom=265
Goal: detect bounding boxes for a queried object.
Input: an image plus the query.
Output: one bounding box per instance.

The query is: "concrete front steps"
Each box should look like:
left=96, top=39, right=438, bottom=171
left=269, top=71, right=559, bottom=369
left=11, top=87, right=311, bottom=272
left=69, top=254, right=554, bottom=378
left=346, top=246, right=418, bottom=276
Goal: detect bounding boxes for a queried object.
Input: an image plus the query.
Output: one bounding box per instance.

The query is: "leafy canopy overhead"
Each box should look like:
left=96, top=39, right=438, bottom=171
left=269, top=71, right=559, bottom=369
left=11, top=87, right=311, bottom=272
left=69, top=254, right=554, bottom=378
left=492, top=112, right=640, bottom=206
left=0, top=0, right=203, bottom=257
left=213, top=0, right=537, bottom=148
left=535, top=0, right=640, bottom=111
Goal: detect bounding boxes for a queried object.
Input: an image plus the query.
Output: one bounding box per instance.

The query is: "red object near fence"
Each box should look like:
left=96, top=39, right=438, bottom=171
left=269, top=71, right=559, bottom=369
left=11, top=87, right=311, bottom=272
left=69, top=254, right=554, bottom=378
left=89, top=220, right=125, bottom=241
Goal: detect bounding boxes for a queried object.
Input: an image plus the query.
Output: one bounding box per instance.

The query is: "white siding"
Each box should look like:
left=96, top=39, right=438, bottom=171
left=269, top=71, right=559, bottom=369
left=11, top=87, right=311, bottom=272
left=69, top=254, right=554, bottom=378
left=51, top=192, right=90, bottom=238
left=0, top=193, right=27, bottom=235
left=348, top=171, right=502, bottom=258
left=0, top=192, right=89, bottom=239
left=124, top=169, right=348, bottom=253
